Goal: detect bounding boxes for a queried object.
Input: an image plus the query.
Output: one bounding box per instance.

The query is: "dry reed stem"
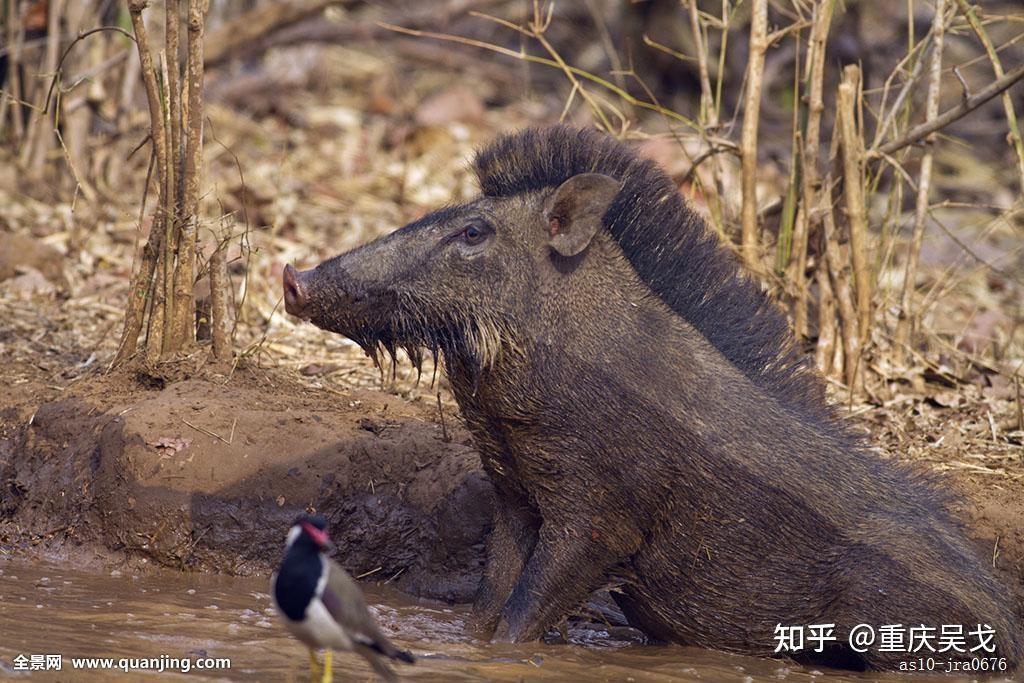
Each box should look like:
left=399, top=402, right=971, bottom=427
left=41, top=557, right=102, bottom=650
left=789, top=0, right=834, bottom=336
left=894, top=0, right=948, bottom=365
left=838, top=64, right=871, bottom=348
left=739, top=0, right=768, bottom=270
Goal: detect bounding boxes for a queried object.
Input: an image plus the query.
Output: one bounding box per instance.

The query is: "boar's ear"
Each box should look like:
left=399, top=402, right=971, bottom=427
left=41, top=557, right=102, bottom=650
left=543, top=173, right=622, bottom=257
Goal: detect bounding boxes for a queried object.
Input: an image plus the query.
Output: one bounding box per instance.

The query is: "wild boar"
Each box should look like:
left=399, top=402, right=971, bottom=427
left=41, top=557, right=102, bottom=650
left=283, top=126, right=1022, bottom=670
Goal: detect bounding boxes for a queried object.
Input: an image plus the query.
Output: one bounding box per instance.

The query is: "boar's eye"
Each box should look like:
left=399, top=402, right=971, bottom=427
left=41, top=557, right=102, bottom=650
left=461, top=223, right=488, bottom=246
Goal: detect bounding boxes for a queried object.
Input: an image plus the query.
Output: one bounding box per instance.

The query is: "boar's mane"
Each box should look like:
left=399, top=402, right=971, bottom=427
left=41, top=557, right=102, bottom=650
left=474, top=125, right=832, bottom=426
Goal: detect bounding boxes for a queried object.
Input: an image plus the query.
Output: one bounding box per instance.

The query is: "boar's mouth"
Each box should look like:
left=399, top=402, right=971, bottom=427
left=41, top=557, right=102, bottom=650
left=284, top=264, right=510, bottom=380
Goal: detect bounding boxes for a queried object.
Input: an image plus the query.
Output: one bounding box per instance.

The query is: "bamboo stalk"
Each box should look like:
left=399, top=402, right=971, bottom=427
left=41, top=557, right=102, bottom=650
left=837, top=64, right=871, bottom=347
left=894, top=0, right=948, bottom=365
left=788, top=0, right=834, bottom=337
left=739, top=0, right=768, bottom=270
left=169, top=0, right=208, bottom=351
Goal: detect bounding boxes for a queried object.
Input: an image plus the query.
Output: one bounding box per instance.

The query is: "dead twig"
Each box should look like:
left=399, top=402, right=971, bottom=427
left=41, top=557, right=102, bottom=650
left=182, top=418, right=231, bottom=444
left=873, top=62, right=1024, bottom=157
left=956, top=0, right=1024, bottom=195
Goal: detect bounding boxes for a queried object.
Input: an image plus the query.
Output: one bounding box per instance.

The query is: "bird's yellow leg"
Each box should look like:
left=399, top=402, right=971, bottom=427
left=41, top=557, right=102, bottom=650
left=308, top=650, right=320, bottom=680
left=320, top=650, right=333, bottom=683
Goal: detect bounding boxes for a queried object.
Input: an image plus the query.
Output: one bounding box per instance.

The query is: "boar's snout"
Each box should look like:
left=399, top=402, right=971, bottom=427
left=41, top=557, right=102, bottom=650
left=283, top=264, right=312, bottom=319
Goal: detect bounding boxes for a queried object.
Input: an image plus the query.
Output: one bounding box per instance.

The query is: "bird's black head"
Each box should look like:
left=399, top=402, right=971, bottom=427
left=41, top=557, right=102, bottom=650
left=286, top=514, right=332, bottom=552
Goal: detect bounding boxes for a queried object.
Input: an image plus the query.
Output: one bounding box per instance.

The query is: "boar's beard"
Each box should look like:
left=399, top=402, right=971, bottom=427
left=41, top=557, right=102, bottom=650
left=323, top=292, right=516, bottom=385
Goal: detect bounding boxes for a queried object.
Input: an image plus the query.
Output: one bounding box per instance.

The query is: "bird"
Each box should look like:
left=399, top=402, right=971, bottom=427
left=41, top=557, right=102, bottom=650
left=272, top=514, right=416, bottom=682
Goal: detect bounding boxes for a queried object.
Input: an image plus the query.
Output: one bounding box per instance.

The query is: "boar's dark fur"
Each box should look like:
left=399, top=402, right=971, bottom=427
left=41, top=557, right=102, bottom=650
left=476, top=126, right=828, bottom=423
left=285, top=126, right=1023, bottom=671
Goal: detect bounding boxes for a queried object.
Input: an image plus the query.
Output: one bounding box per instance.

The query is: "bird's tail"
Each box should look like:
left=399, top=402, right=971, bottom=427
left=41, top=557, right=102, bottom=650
left=388, top=647, right=415, bottom=664
left=365, top=636, right=416, bottom=664
left=355, top=645, right=399, bottom=683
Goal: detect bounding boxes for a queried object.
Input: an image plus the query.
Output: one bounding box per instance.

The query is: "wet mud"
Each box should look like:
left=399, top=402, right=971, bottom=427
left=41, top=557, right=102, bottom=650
left=0, top=371, right=492, bottom=602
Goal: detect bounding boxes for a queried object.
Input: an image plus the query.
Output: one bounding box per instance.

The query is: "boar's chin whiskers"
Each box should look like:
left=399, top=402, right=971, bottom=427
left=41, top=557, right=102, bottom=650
left=342, top=292, right=519, bottom=390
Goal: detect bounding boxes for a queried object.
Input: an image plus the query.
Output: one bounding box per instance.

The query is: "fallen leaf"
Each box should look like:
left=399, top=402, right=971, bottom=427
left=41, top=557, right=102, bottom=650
left=151, top=436, right=192, bottom=454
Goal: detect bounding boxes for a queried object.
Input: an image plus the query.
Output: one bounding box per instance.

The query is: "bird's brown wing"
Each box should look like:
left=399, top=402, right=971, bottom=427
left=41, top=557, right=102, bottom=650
left=322, top=559, right=416, bottom=664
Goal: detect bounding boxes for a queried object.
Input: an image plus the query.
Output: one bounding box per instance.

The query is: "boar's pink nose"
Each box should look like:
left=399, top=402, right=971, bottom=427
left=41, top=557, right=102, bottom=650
left=283, top=264, right=310, bottom=319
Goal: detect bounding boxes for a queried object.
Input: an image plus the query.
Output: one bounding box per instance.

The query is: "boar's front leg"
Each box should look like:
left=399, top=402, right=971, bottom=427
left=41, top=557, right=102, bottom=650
left=471, top=490, right=540, bottom=637
left=492, top=521, right=624, bottom=643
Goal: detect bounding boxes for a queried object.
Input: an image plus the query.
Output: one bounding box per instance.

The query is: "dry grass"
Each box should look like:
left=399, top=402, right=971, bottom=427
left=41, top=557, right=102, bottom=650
left=0, top=0, right=1021, bottom=478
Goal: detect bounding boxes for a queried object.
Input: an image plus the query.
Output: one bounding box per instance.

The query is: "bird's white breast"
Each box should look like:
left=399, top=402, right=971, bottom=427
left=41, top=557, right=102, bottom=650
left=273, top=556, right=353, bottom=652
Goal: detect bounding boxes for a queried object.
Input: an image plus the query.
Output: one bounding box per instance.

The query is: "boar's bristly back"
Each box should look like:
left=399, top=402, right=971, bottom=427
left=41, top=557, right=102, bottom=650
left=474, top=126, right=828, bottom=425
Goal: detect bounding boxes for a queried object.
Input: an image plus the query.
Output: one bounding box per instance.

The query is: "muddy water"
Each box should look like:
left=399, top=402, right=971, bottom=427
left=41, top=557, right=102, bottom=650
left=0, top=557, right=996, bottom=682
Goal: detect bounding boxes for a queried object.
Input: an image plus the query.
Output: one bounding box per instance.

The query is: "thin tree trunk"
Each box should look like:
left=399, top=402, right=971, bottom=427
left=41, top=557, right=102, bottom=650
left=115, top=0, right=172, bottom=365
left=170, top=0, right=208, bottom=351
left=162, top=0, right=181, bottom=355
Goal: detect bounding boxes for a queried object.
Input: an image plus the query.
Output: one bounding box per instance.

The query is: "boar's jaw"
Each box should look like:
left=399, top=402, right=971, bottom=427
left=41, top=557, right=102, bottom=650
left=284, top=261, right=504, bottom=374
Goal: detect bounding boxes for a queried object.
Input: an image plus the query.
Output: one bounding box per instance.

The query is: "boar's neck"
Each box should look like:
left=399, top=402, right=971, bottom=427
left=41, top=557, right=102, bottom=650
left=443, top=231, right=921, bottom=529
left=447, top=231, right=717, bottom=409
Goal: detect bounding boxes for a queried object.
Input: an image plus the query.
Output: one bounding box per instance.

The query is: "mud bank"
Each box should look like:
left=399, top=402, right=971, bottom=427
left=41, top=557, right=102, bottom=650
left=0, top=372, right=492, bottom=602
left=1, top=367, right=1022, bottom=624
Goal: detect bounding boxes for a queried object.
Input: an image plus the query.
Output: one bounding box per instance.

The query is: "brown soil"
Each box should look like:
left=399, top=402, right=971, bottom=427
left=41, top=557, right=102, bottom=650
left=0, top=366, right=492, bottom=603
left=957, top=483, right=1024, bottom=613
